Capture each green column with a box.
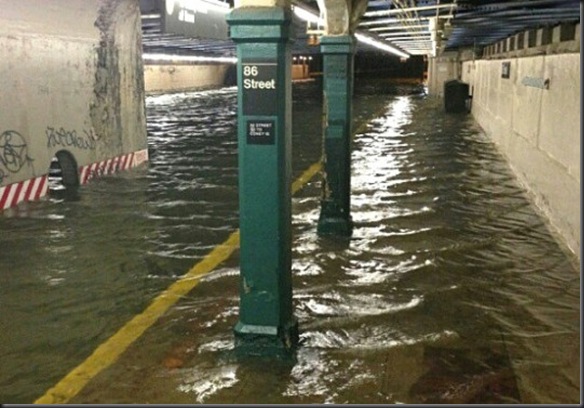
[317,35,355,237]
[227,7,298,355]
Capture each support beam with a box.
[318,0,369,35]
[226,4,298,355]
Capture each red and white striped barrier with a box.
[1,149,148,211]
[0,175,48,211]
[79,149,148,185]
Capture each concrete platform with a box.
[34,94,580,405]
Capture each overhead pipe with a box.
[368,24,428,32]
[378,31,430,36]
[455,8,580,20]
[364,3,456,18]
[453,14,580,26]
[456,0,580,12]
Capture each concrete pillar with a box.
[427,52,461,97]
[227,2,298,354]
[317,35,355,236]
[318,0,369,35]
[315,0,366,237]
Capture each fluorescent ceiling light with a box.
[165,0,229,15]
[355,33,409,58]
[388,37,430,40]
[359,15,451,26]
[202,0,230,13]
[379,31,430,37]
[149,4,412,60]
[359,18,400,26]
[292,5,409,58]
[392,40,432,43]
[292,5,323,24]
[393,43,431,46]
[143,53,237,64]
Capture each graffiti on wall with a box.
[0,130,34,184]
[46,126,101,151]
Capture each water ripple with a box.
[0,82,579,404]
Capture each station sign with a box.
[242,60,278,117]
[501,61,510,79]
[162,0,229,40]
[247,120,275,145]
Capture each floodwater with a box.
[0,80,580,404]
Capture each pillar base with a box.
[234,319,299,357]
[317,214,353,236]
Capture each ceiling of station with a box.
[140,0,581,59]
[358,0,581,55]
[140,1,324,59]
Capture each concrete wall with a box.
[461,51,580,256]
[292,63,310,80]
[0,0,147,190]
[427,51,460,97]
[143,62,314,94]
[144,64,231,94]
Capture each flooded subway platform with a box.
[0,81,579,404]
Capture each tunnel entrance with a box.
[48,150,79,197]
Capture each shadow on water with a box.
[0,80,579,404]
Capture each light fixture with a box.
[292,5,409,59]
[167,0,230,15]
[355,33,409,58]
[292,5,322,24]
[142,53,237,64]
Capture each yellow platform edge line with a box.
[34,168,318,404]
[34,109,378,404]
[34,230,241,404]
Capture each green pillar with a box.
[317,35,355,237]
[227,7,298,354]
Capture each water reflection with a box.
[72,81,579,404]
[0,81,579,404]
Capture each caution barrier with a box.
[0,149,148,211]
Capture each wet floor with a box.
[0,80,580,404]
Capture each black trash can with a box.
[444,79,470,113]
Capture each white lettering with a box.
[243,65,258,76]
[243,78,276,90]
